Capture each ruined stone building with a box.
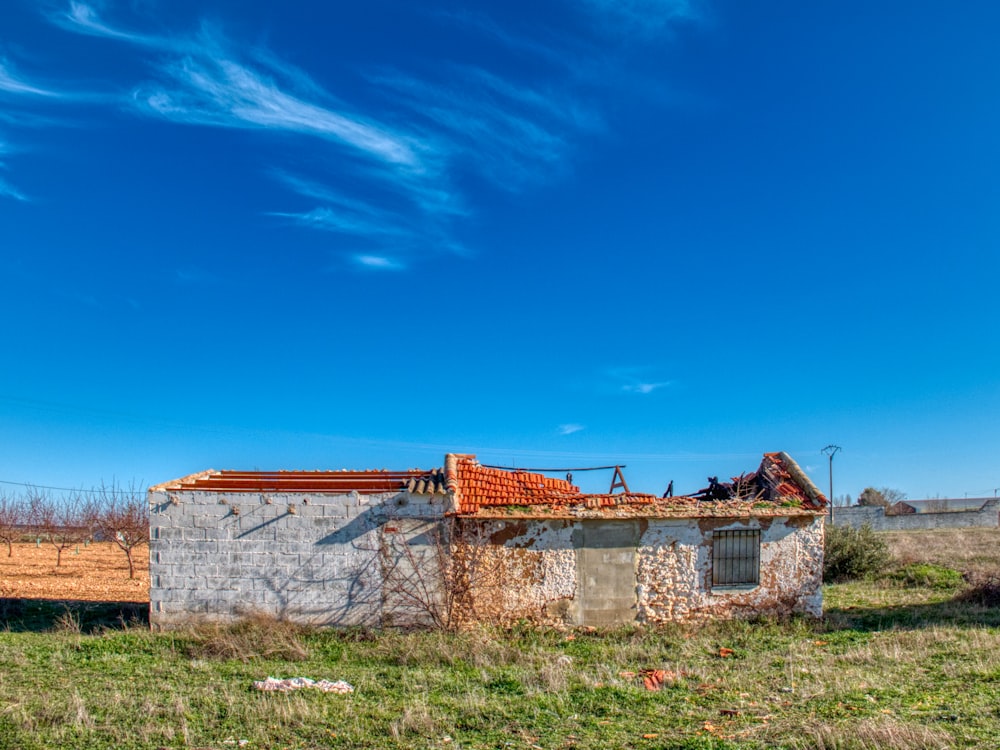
[148,452,827,629]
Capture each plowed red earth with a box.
[0,542,149,602]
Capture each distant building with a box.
[148,452,828,629]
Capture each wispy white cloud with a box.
[269,207,411,240]
[271,171,369,209]
[0,175,27,201]
[269,168,469,259]
[623,382,669,395]
[435,10,592,74]
[57,5,425,170]
[609,367,672,395]
[270,170,427,232]
[372,64,598,189]
[558,423,586,435]
[0,58,55,202]
[353,254,405,271]
[137,56,423,169]
[51,4,476,264]
[39,1,694,269]
[579,0,701,35]
[57,1,157,44]
[357,159,467,222]
[48,4,471,264]
[0,60,60,98]
[0,138,26,200]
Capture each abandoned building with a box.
[147,452,828,629]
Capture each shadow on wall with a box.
[238,509,385,627]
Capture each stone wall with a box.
[830,499,1000,532]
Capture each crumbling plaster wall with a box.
[452,519,577,627]
[455,515,824,627]
[148,487,447,629]
[635,515,824,622]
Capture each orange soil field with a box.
[0,542,149,602]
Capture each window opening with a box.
[712,529,760,587]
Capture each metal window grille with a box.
[712,530,760,587]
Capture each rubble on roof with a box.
[426,452,827,518]
[688,452,826,510]
[152,451,826,519]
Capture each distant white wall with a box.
[831,499,999,531]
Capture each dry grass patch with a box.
[884,528,1000,578]
[773,717,954,750]
[182,614,310,662]
[956,572,1000,607]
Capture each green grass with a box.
[1,607,997,749]
[888,563,965,590]
[1,532,999,749]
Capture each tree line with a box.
[0,484,149,579]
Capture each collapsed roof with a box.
[431,451,826,517]
[152,452,826,518]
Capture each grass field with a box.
[0,530,998,749]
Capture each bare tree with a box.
[92,482,149,579]
[27,489,93,567]
[0,491,25,557]
[379,517,458,629]
[379,516,527,630]
[858,487,906,508]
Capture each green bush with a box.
[890,563,964,590]
[823,524,890,582]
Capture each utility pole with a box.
[821,445,841,524]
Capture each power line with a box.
[0,479,143,495]
[482,464,623,473]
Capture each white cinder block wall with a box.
[148,487,448,628]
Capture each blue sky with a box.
[2,0,998,502]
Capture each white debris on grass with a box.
[253,677,354,694]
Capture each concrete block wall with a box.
[149,488,447,628]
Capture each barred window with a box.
[712,530,760,587]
